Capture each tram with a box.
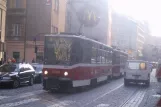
[112,50,128,77]
[42,34,128,91]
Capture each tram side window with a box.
[82,40,92,63]
[96,49,106,64]
[116,57,120,64]
[96,49,102,64]
[102,51,106,64]
[113,53,120,64]
[91,47,97,64]
[110,52,112,64]
[70,39,83,64]
[105,52,108,64]
[105,52,112,64]
[120,55,123,64]
[44,40,56,65]
[120,55,124,68]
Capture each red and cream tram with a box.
[42,34,128,91]
[112,50,128,77]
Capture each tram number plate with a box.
[52,71,60,74]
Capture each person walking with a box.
[11,58,16,63]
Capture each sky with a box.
[110,0,161,36]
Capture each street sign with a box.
[77,5,100,27]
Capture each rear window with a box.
[128,62,146,70]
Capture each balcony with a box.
[6,36,25,41]
[7,8,26,17]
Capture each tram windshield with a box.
[44,36,83,65]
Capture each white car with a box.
[124,60,150,86]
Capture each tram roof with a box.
[45,34,113,50]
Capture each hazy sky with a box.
[110,0,161,36]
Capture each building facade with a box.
[111,13,146,59]
[65,0,112,45]
[6,0,66,63]
[0,0,6,61]
[143,36,161,61]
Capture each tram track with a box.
[119,87,147,107]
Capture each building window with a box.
[13,52,20,62]
[15,0,22,8]
[12,24,22,36]
[54,0,59,13]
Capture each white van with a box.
[124,60,150,86]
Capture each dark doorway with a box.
[13,52,20,62]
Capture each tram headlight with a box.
[64,71,68,76]
[44,70,48,75]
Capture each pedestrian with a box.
[7,58,12,64]
[11,58,16,63]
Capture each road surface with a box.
[0,69,160,107]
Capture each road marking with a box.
[152,94,161,98]
[48,100,76,107]
[0,96,9,100]
[0,98,39,107]
[95,104,110,107]
[83,84,123,107]
[121,89,147,107]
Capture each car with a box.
[124,60,150,86]
[31,63,43,83]
[0,63,35,88]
